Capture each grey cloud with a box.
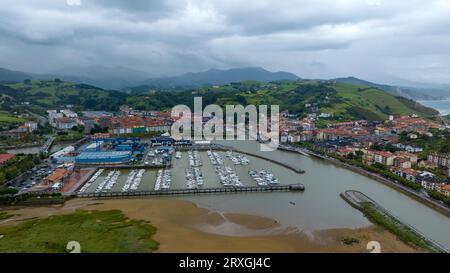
[0,0,450,83]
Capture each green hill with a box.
[321,83,438,120]
[127,80,438,121]
[0,80,127,114]
[0,79,438,122]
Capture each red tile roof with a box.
[0,154,15,165]
[43,168,68,184]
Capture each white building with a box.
[61,109,78,118]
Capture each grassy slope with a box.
[3,80,127,113]
[190,81,439,121]
[321,83,438,120]
[1,79,438,122]
[0,210,159,253]
[0,112,26,123]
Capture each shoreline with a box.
[0,198,419,253]
[279,145,450,218]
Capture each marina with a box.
[95,170,120,193]
[215,166,243,187]
[186,167,204,189]
[103,170,121,191]
[78,168,104,194]
[129,169,145,191]
[248,170,280,186]
[154,169,172,191]
[188,150,202,167]
[226,151,250,165]
[76,149,295,194]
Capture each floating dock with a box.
[76,183,305,198]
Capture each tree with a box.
[355,150,364,158]
[372,162,386,170]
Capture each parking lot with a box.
[8,159,58,192]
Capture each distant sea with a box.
[418,99,450,116]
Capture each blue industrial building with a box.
[75,151,132,164]
[74,137,146,164]
[151,136,175,146]
[156,146,173,154]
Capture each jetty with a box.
[212,144,306,174]
[341,190,448,253]
[76,183,305,198]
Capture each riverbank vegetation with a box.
[0,192,64,206]
[0,212,13,220]
[426,190,450,206]
[0,209,159,253]
[361,202,437,252]
[334,155,422,191]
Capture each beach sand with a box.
[1,198,420,253]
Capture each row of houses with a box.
[101,116,172,135]
[427,153,450,167]
[391,168,450,196]
[361,150,418,167]
[377,115,438,134]
[0,121,38,139]
[47,108,173,135]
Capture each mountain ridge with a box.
[1,66,450,100]
[134,67,300,90]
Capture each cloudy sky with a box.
[1,0,450,84]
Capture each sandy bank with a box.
[1,198,420,253]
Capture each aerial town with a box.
[0,105,448,205]
[279,111,450,198]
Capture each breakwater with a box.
[341,190,448,253]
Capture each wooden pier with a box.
[76,183,304,198]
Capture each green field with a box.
[0,210,159,253]
[0,112,26,123]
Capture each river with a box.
[6,143,70,155]
[176,140,450,249]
